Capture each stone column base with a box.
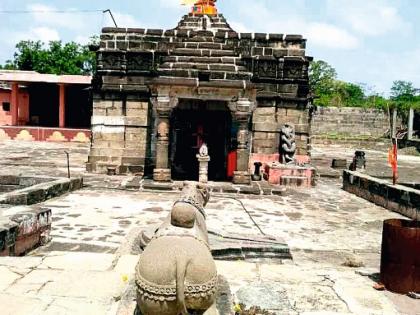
[153,168,171,182]
[233,171,251,185]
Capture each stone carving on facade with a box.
[135,182,217,315]
[280,124,297,164]
[255,58,278,79]
[98,52,125,71]
[126,52,154,73]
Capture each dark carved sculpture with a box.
[280,124,297,164]
[135,182,217,315]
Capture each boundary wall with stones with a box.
[312,107,394,142]
[0,176,83,205]
[343,170,420,220]
[0,208,52,256]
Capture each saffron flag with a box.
[388,143,398,176]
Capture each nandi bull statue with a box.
[280,123,297,164]
[135,182,217,315]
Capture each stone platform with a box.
[0,175,83,206]
[123,178,287,196]
[209,230,291,261]
[264,163,316,188]
[0,207,51,256]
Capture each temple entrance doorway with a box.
[170,100,235,181]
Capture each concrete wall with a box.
[312,107,392,139]
[0,88,30,126]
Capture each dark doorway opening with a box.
[28,83,59,127]
[65,85,92,128]
[170,100,233,181]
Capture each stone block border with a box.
[343,170,420,220]
[126,179,286,196]
[0,208,51,256]
[0,177,83,205]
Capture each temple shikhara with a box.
[87,0,313,185]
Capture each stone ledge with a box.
[0,177,83,206]
[0,207,51,256]
[133,179,286,196]
[343,170,420,220]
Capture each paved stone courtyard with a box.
[0,140,419,314]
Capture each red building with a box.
[0,70,92,142]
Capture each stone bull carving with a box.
[135,182,217,315]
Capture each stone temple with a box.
[87,0,313,185]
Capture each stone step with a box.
[172,48,237,57]
[160,62,248,73]
[172,42,236,51]
[157,68,252,80]
[163,56,245,66]
[279,176,312,187]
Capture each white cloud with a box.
[27,3,88,31]
[103,12,142,28]
[229,21,249,33]
[326,0,409,36]
[306,23,359,50]
[31,27,60,42]
[159,0,190,10]
[229,0,359,50]
[11,27,60,44]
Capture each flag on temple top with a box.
[181,0,197,5]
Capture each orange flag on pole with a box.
[388,142,398,184]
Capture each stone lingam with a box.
[135,182,217,315]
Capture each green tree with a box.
[309,60,337,97]
[3,39,95,75]
[310,60,367,107]
[389,80,420,113]
[390,80,416,100]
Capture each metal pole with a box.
[64,151,70,178]
[103,9,118,28]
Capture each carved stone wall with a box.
[252,105,310,156]
[87,94,152,174]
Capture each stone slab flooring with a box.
[0,140,419,314]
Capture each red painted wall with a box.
[0,88,30,126]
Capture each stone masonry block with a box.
[125,127,147,143]
[127,101,149,110]
[253,122,278,132]
[125,116,148,127]
[93,131,125,143]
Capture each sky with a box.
[0,0,419,95]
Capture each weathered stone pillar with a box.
[231,98,254,185]
[408,108,414,140]
[153,96,175,182]
[197,154,210,183]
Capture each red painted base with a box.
[264,163,315,188]
[0,126,90,142]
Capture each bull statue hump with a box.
[135,182,217,315]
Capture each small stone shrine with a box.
[87,0,313,185]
